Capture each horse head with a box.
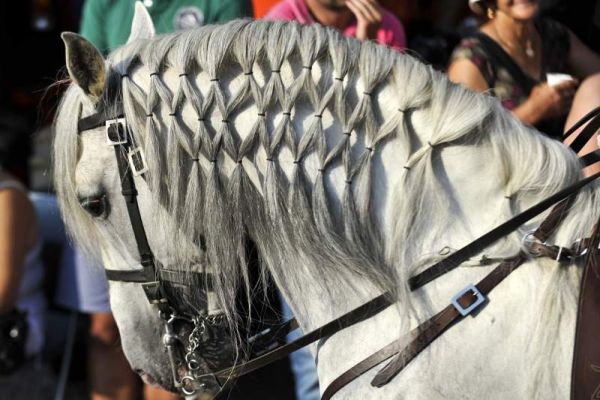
[56,5,241,394]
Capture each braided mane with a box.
[55,19,591,348]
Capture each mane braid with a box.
[55,20,596,369]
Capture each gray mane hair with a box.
[54,19,595,356]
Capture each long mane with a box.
[54,19,596,348]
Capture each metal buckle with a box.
[128,147,149,176]
[521,229,542,257]
[105,118,127,145]
[451,284,486,317]
[571,238,589,258]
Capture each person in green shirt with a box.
[75,2,253,399]
[80,0,253,53]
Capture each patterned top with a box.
[450,18,570,138]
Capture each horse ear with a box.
[61,32,106,100]
[128,2,155,43]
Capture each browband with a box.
[78,110,124,133]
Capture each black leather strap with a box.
[580,150,600,168]
[105,268,214,289]
[566,109,600,154]
[202,293,393,385]
[78,111,124,132]
[109,124,171,310]
[563,106,600,142]
[408,171,600,291]
[105,268,154,283]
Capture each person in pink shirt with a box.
[265,0,406,51]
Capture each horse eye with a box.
[79,194,109,219]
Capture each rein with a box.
[76,102,600,398]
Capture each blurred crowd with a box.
[1,0,599,399]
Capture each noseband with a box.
[76,95,600,399]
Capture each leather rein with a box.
[76,102,600,398]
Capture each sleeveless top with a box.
[450,18,571,139]
[0,180,45,357]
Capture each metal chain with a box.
[185,315,206,372]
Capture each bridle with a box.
[76,96,600,399]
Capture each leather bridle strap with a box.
[322,194,573,399]
[199,292,393,385]
[563,107,600,168]
[322,253,526,399]
[407,110,600,290]
[77,110,117,132]
[563,106,600,145]
[408,171,600,291]
[579,150,600,168]
[105,268,213,289]
[571,221,600,399]
[106,122,170,311]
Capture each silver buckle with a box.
[451,284,486,316]
[105,118,128,145]
[521,229,543,257]
[128,148,149,176]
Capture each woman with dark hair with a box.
[448,0,600,139]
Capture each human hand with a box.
[346,0,383,41]
[527,80,578,121]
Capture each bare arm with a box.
[0,189,37,313]
[567,30,600,79]
[447,58,490,92]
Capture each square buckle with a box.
[451,284,486,316]
[128,147,148,176]
[105,118,128,145]
[141,281,168,305]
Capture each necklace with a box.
[493,22,536,59]
[524,40,535,58]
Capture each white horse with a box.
[54,6,596,399]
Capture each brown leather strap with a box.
[371,254,525,387]
[322,199,574,399]
[407,172,598,291]
[200,293,393,386]
[321,254,526,400]
[571,222,600,400]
